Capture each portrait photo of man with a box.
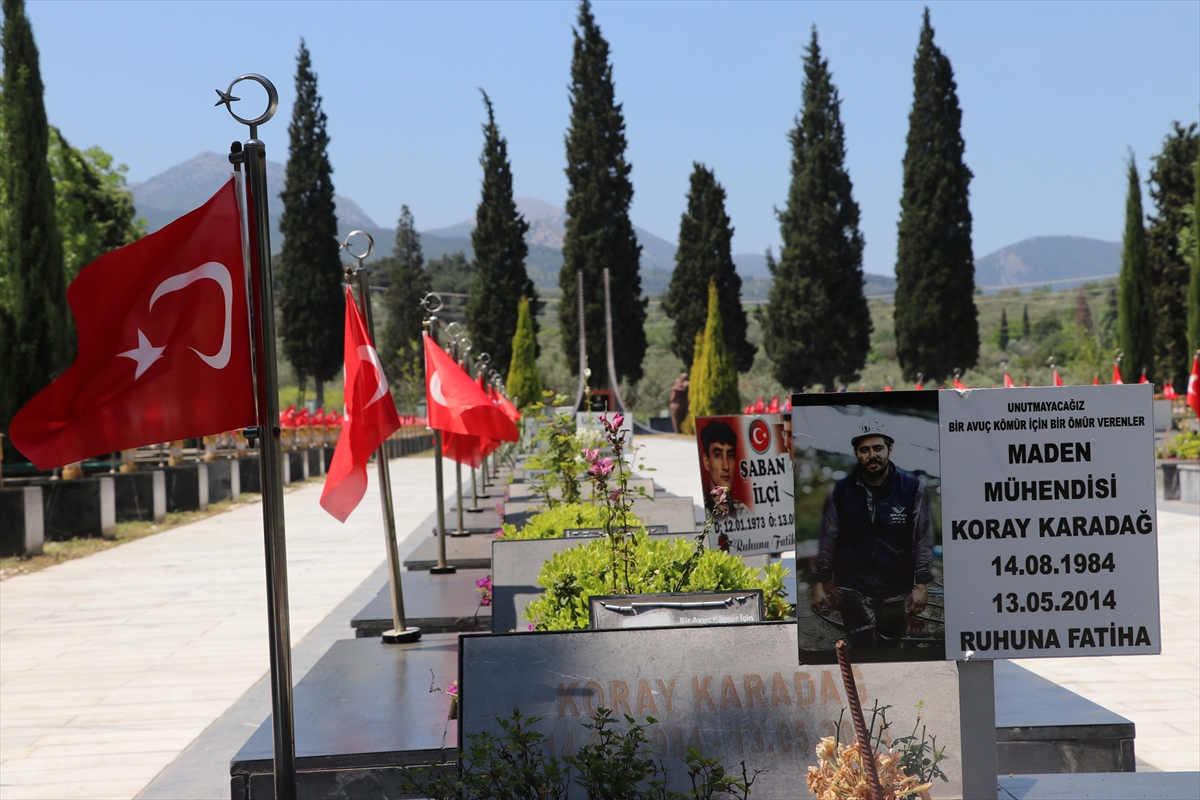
[811,419,934,649]
[791,393,944,662]
[699,419,749,518]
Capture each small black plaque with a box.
[588,590,763,629]
[563,524,669,538]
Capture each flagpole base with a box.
[382,627,422,644]
[429,566,457,575]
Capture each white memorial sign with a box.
[939,385,1160,660]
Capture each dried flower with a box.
[806,736,933,800]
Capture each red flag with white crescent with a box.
[320,288,401,522]
[9,180,255,469]
[423,335,517,442]
[1112,363,1124,385]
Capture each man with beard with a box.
[811,419,933,649]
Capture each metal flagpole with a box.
[217,73,296,800]
[341,231,420,644]
[422,295,455,575]
[447,327,469,536]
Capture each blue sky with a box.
[23,0,1200,276]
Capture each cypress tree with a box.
[893,8,979,383]
[278,40,343,408]
[559,0,647,385]
[379,205,430,387]
[683,329,706,435]
[998,308,1009,351]
[662,163,754,372]
[1022,304,1031,339]
[762,28,871,391]
[1118,157,1154,383]
[2,0,71,460]
[1074,289,1094,334]
[1147,122,1198,389]
[506,296,542,409]
[466,91,537,379]
[1187,156,1199,357]
[694,279,740,417]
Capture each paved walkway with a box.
[638,435,1200,773]
[0,455,451,800]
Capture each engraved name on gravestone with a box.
[459,624,980,798]
[940,385,1161,660]
[588,590,763,629]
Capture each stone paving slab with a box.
[0,457,451,800]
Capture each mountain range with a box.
[129,153,1117,298]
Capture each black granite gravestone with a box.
[205,460,238,504]
[113,471,165,522]
[459,623,994,799]
[1,485,44,556]
[41,477,115,540]
[229,636,457,800]
[163,465,207,512]
[306,448,323,477]
[351,568,492,636]
[238,455,260,494]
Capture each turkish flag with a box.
[489,385,521,424]
[1112,364,1124,385]
[1187,355,1200,416]
[320,289,401,522]
[1138,368,1149,384]
[10,180,255,469]
[442,431,498,468]
[424,334,517,442]
[1053,369,1063,387]
[953,376,968,390]
[1004,373,1015,388]
[1093,375,1100,386]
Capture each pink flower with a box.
[582,447,600,464]
[589,457,614,477]
[445,680,458,696]
[608,488,624,503]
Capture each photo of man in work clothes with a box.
[811,419,934,648]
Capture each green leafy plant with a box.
[400,708,755,800]
[525,533,790,630]
[497,503,644,541]
[527,405,584,507]
[1159,430,1200,460]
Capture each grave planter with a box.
[164,464,208,512]
[283,450,307,484]
[306,448,324,477]
[239,455,261,494]
[206,459,240,504]
[113,470,166,522]
[41,476,115,540]
[1,485,45,556]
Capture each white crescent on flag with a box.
[149,261,233,370]
[429,372,447,407]
[356,345,388,408]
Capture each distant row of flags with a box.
[741,355,1200,417]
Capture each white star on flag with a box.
[118,329,165,379]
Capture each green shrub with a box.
[1160,430,1200,460]
[498,503,644,541]
[525,533,791,630]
